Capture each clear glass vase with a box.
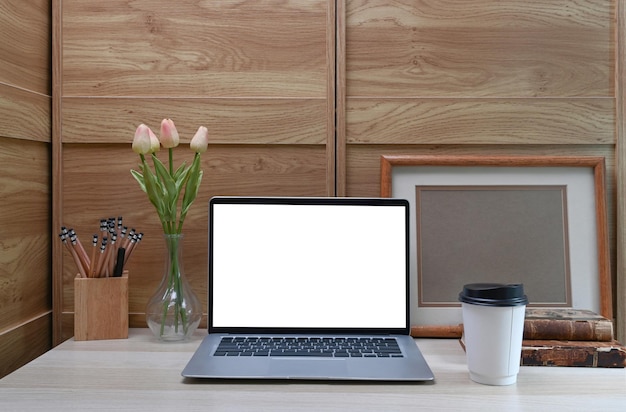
[146,234,202,341]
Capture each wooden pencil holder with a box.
[74,271,129,341]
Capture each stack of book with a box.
[521,308,626,368]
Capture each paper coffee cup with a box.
[459,283,528,386]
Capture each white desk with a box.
[1,329,624,411]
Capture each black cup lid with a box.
[458,283,528,307]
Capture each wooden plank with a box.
[62,0,329,97]
[0,84,50,142]
[61,98,328,144]
[616,0,626,344]
[52,0,64,345]
[336,0,347,195]
[0,138,51,330]
[0,313,52,378]
[346,99,614,145]
[0,0,50,94]
[346,0,612,97]
[325,0,337,196]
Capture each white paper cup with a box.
[459,283,528,386]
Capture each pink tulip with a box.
[132,124,152,155]
[160,118,180,148]
[148,128,160,153]
[190,126,209,153]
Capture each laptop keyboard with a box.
[213,336,403,358]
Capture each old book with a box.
[521,339,626,368]
[523,308,613,341]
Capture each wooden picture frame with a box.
[380,155,612,338]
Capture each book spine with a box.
[521,341,626,368]
[523,319,613,341]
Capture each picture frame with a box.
[380,155,612,337]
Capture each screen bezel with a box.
[207,196,410,335]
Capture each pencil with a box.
[60,232,87,278]
[117,216,123,239]
[107,233,118,276]
[95,237,108,277]
[69,229,90,275]
[124,228,136,250]
[124,232,143,265]
[89,234,98,278]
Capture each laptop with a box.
[182,196,435,382]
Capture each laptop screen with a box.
[209,197,409,334]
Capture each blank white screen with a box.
[211,202,407,329]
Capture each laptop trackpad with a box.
[270,358,348,379]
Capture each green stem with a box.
[168,148,174,176]
[159,234,188,336]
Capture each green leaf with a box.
[174,163,192,194]
[181,155,202,216]
[141,159,166,218]
[151,154,179,223]
[173,162,188,180]
[130,169,147,193]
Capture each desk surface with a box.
[1,329,625,411]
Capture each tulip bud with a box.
[190,126,209,153]
[148,128,160,153]
[132,124,152,155]
[160,118,180,148]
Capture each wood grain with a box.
[0,84,51,142]
[52,0,63,344]
[2,330,626,409]
[56,0,337,338]
[346,99,614,145]
[74,275,129,341]
[0,313,51,379]
[616,0,626,344]
[346,0,612,97]
[0,0,50,94]
[49,1,621,341]
[0,0,52,374]
[0,138,51,331]
[339,0,618,331]
[62,0,329,98]
[61,98,328,144]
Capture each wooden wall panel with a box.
[51,1,621,340]
[341,0,616,186]
[61,98,327,144]
[0,0,52,377]
[340,0,618,327]
[346,99,614,144]
[346,0,612,98]
[0,314,52,378]
[616,0,626,344]
[61,0,328,97]
[57,0,335,339]
[342,0,616,210]
[0,138,51,329]
[0,138,51,377]
[0,84,50,142]
[0,0,50,94]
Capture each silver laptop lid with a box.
[208,197,410,335]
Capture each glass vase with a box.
[146,234,202,341]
